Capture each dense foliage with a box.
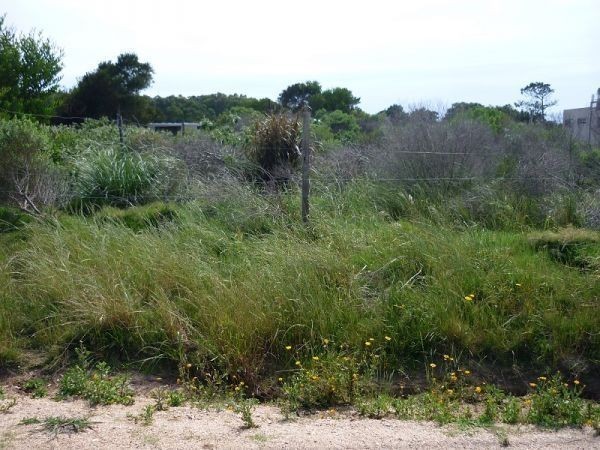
[0,15,63,118]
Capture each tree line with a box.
[1,15,557,126]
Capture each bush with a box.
[245,113,301,182]
[0,118,65,209]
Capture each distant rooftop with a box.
[148,122,200,135]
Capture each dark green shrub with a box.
[0,206,31,232]
[245,114,301,182]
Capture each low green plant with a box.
[19,417,41,425]
[526,374,586,427]
[58,345,134,406]
[281,353,364,412]
[128,405,155,426]
[234,398,259,428]
[167,390,185,407]
[40,416,92,435]
[22,378,47,398]
[149,387,184,410]
[356,394,394,419]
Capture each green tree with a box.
[0,15,63,118]
[515,82,557,122]
[64,53,153,120]
[315,87,360,114]
[384,104,408,123]
[278,81,322,111]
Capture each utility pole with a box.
[301,105,311,224]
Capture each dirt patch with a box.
[0,390,598,449]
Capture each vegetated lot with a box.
[1,112,600,446]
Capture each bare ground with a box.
[1,393,598,450]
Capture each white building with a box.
[563,89,600,147]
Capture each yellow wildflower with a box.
[369,337,375,341]
[574,380,580,385]
[385,336,392,341]
[464,370,471,375]
[365,341,372,346]
[443,354,450,360]
[464,296,473,301]
[186,363,192,368]
[312,356,319,361]
[278,377,283,382]
[323,339,329,345]
[450,375,458,382]
[295,360,301,366]
[537,376,547,381]
[447,389,454,394]
[475,386,482,393]
[285,345,292,351]
[430,363,437,368]
[529,382,537,388]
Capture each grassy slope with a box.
[0,183,599,391]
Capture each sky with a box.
[3,0,599,114]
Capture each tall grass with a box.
[2,180,598,389]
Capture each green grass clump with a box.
[71,146,183,209]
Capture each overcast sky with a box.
[4,0,599,114]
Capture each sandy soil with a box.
[0,390,598,449]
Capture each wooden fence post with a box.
[116,108,124,145]
[301,106,311,223]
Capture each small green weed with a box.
[19,417,41,425]
[149,387,184,410]
[22,378,47,398]
[128,405,155,426]
[234,398,259,429]
[41,416,92,436]
[167,390,185,407]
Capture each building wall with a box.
[564,107,600,146]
